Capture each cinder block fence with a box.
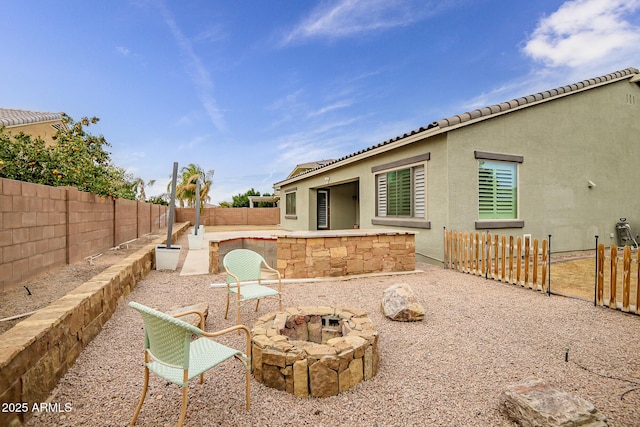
[0,177,169,292]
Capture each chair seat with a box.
[147,338,242,386]
[230,283,280,301]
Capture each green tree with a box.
[146,194,169,205]
[170,163,214,208]
[0,114,137,200]
[232,188,260,207]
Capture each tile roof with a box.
[0,108,63,127]
[277,67,639,184]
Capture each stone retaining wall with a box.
[0,223,189,427]
[251,306,379,398]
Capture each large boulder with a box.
[499,377,608,427]
[380,283,425,321]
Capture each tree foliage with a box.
[231,188,274,207]
[0,114,137,199]
[170,163,214,208]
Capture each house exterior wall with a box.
[444,79,640,253]
[280,78,640,263]
[280,137,447,261]
[4,121,62,146]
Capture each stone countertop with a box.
[279,228,417,239]
[206,228,417,243]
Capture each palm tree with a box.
[171,164,214,208]
[132,178,156,201]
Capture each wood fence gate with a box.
[596,244,640,314]
[444,229,550,293]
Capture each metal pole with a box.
[547,234,552,296]
[594,235,599,306]
[194,180,201,235]
[443,226,447,269]
[166,162,178,248]
[485,230,489,280]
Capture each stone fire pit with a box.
[251,306,379,398]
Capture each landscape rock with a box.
[380,283,425,321]
[499,377,608,427]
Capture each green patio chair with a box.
[128,301,251,427]
[223,249,283,326]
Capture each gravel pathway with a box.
[24,237,640,427]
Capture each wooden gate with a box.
[444,229,550,293]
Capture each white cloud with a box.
[280,0,441,45]
[454,0,640,116]
[307,100,353,118]
[524,0,640,68]
[157,1,226,131]
[177,134,210,151]
[115,46,130,56]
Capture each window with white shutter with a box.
[478,160,517,219]
[375,165,425,219]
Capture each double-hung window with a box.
[475,151,524,229]
[372,153,430,228]
[285,188,297,219]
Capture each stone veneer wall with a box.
[209,231,415,277]
[277,232,415,278]
[251,306,379,398]
[208,238,278,274]
[0,223,189,427]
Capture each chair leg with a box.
[245,367,251,410]
[177,386,188,427]
[129,366,149,426]
[254,299,260,312]
[224,293,230,319]
[278,295,283,312]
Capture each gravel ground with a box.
[23,234,640,427]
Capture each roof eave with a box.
[273,125,445,187]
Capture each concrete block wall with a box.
[114,198,138,246]
[67,189,114,264]
[0,223,189,427]
[175,207,279,226]
[1,179,68,290]
[0,178,169,292]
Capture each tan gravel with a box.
[20,233,640,427]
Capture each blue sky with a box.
[1,0,639,204]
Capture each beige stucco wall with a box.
[4,121,62,146]
[279,78,640,263]
[445,79,640,252]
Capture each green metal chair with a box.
[128,301,251,427]
[223,249,283,326]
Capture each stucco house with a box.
[273,67,640,264]
[0,107,66,146]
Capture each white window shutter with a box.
[414,166,425,218]
[377,174,387,217]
